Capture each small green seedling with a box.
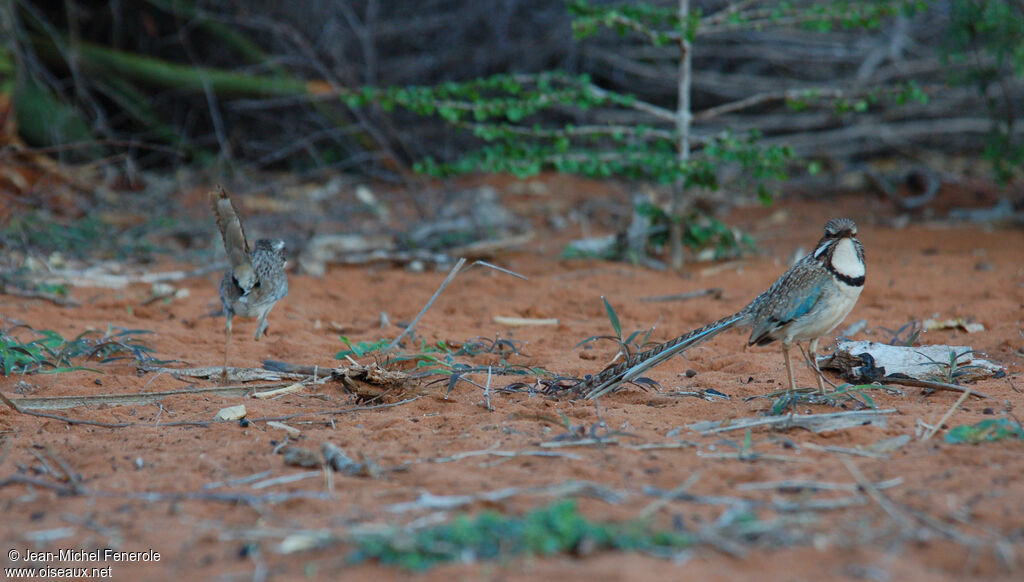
[576,296,655,362]
[946,418,1024,445]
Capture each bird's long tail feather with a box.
[584,311,748,399]
[211,187,256,291]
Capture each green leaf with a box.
[601,296,622,339]
[945,418,1024,444]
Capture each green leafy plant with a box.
[349,0,932,267]
[0,325,163,376]
[349,499,693,570]
[576,296,655,362]
[917,349,984,384]
[335,336,393,359]
[942,0,1024,181]
[634,204,756,260]
[945,418,1024,444]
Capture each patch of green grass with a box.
[335,336,393,359]
[335,336,463,359]
[946,418,1024,444]
[0,325,165,376]
[34,282,69,297]
[349,499,693,571]
[334,336,458,372]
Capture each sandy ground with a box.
[2,176,1023,581]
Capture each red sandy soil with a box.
[2,175,1023,581]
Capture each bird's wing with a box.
[211,187,256,291]
[747,262,825,345]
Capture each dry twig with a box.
[922,386,972,442]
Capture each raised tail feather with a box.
[211,187,256,291]
[583,311,748,400]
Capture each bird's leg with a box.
[254,305,275,340]
[222,314,233,384]
[808,338,826,395]
[781,341,797,414]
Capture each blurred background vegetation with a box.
[2,0,1020,173]
[0,0,1021,266]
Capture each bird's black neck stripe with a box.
[826,263,865,287]
[815,236,865,287]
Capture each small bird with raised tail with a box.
[585,218,865,400]
[211,187,289,381]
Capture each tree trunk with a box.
[669,0,693,271]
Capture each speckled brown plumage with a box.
[211,187,288,380]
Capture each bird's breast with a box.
[787,278,862,342]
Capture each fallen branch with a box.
[540,438,619,448]
[881,376,988,400]
[202,470,274,490]
[0,283,81,306]
[698,451,810,463]
[4,383,292,411]
[386,480,627,513]
[689,409,898,435]
[250,471,322,490]
[145,365,307,383]
[637,288,723,302]
[839,457,916,533]
[801,442,891,459]
[639,472,701,520]
[492,316,559,326]
[0,473,331,504]
[29,263,227,290]
[248,396,424,424]
[736,477,903,493]
[427,448,584,463]
[642,485,867,513]
[922,386,972,442]
[0,474,80,495]
[106,490,333,504]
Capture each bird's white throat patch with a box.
[830,238,864,280]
